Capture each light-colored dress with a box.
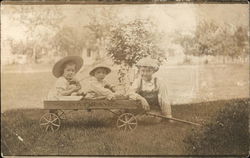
[129,76,172,117]
[85,77,115,100]
[47,77,71,100]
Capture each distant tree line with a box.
[174,21,249,64]
[6,5,248,66]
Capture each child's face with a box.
[139,67,155,81]
[63,64,76,80]
[93,68,107,81]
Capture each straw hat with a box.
[136,57,159,72]
[52,56,83,78]
[89,64,111,76]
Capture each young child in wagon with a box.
[128,57,173,121]
[84,64,120,100]
[47,56,83,100]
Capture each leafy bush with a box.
[184,99,249,155]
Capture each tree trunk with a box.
[32,46,37,64]
[223,56,226,64]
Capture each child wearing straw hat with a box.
[47,56,83,100]
[85,64,119,100]
[128,57,173,119]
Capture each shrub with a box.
[184,99,249,155]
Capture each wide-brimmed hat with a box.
[136,57,159,72]
[52,56,83,78]
[89,64,111,76]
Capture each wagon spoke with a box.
[43,116,51,122]
[58,113,64,118]
[45,125,50,132]
[57,110,66,120]
[117,113,137,131]
[129,123,136,129]
[49,113,52,121]
[117,121,126,127]
[40,113,61,132]
[127,122,137,125]
[124,124,128,131]
[50,122,60,127]
[127,117,135,123]
[40,122,50,126]
[117,118,127,123]
[50,118,59,123]
[128,124,133,130]
[117,123,126,128]
[124,115,128,122]
[50,125,54,132]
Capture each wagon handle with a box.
[146,112,202,126]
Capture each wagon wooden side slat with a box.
[43,99,141,110]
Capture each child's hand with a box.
[69,85,81,92]
[70,77,80,85]
[114,92,122,97]
[77,89,85,96]
[140,98,150,111]
[75,85,81,91]
[68,84,76,90]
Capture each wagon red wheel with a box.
[116,113,137,131]
[40,113,61,132]
[57,110,66,120]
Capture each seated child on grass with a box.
[47,56,83,100]
[85,65,119,100]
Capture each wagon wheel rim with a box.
[40,113,61,132]
[117,113,137,131]
[57,110,66,120]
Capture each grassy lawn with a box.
[1,63,249,155]
[2,99,248,156]
[1,72,55,111]
[1,63,53,72]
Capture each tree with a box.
[52,26,85,57]
[106,19,166,84]
[82,6,120,61]
[175,20,249,64]
[9,5,64,63]
[233,26,249,61]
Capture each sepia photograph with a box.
[1,0,249,156]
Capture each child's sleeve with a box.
[55,78,68,96]
[89,81,115,99]
[128,78,141,100]
[104,81,115,92]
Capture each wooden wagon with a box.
[40,98,144,132]
[40,98,201,132]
